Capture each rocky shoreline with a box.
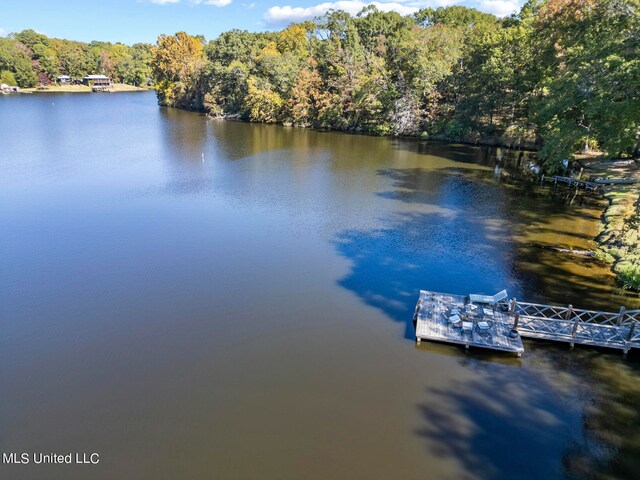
[585,159,640,291]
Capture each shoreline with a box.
[22,84,152,94]
[204,112,540,153]
[580,157,640,291]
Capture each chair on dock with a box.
[468,289,508,305]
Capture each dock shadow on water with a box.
[417,360,573,480]
[415,346,640,480]
[333,154,640,479]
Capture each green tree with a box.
[415,5,499,30]
[355,6,414,49]
[1,70,18,85]
[54,40,92,78]
[245,75,284,123]
[14,29,50,51]
[533,0,640,167]
[0,38,37,87]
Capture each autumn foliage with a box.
[149,1,640,169]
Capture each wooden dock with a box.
[543,175,638,190]
[414,290,640,356]
[414,291,524,356]
[547,176,601,191]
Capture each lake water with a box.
[1,91,639,480]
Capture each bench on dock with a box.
[468,289,508,305]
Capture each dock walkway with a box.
[546,176,601,191]
[414,290,640,356]
[513,301,640,353]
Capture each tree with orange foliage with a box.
[151,32,204,107]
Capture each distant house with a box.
[82,74,112,90]
[56,75,72,84]
[1,83,20,94]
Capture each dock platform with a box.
[414,290,524,356]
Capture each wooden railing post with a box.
[617,306,626,326]
[509,312,521,338]
[571,316,580,338]
[565,304,574,321]
[626,322,636,342]
[509,298,517,314]
[568,311,580,350]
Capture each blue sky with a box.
[0,0,525,45]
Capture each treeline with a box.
[0,29,153,88]
[151,0,640,169]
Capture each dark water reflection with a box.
[1,92,639,480]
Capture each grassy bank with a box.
[23,83,150,93]
[584,158,640,291]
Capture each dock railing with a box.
[510,299,640,353]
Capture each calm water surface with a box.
[1,92,639,480]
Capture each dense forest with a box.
[150,0,640,170]
[2,1,638,169]
[0,29,153,87]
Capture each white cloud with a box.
[145,0,233,5]
[0,27,5,37]
[191,0,233,5]
[406,0,459,6]
[265,1,422,24]
[479,0,520,17]
[264,1,524,24]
